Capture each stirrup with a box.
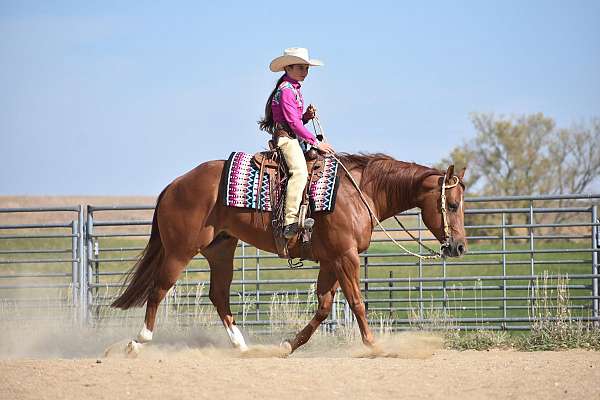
[303,218,315,229]
[283,223,299,239]
[288,258,303,269]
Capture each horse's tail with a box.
[111,185,169,309]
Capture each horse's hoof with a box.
[279,340,293,356]
[125,340,143,358]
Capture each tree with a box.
[440,113,600,238]
[440,113,600,196]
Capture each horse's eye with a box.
[448,203,459,212]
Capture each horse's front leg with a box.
[285,265,338,353]
[334,249,375,346]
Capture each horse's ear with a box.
[445,165,455,180]
[458,166,466,180]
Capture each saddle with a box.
[222,141,339,265]
[251,141,323,262]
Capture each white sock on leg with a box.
[226,324,248,351]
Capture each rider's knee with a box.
[298,169,309,181]
[288,163,308,179]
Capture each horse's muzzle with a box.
[442,238,467,258]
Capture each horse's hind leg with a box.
[127,253,191,355]
[201,232,248,351]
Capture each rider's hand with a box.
[303,104,316,122]
[315,142,335,155]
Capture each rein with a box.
[312,114,459,260]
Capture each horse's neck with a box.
[377,188,417,221]
[362,170,419,221]
[340,155,435,221]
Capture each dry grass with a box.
[443,273,600,351]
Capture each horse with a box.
[111,152,467,355]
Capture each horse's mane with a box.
[335,153,443,208]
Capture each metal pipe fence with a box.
[0,194,599,332]
[0,206,85,323]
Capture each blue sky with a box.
[1,0,599,195]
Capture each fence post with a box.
[256,248,260,322]
[71,220,79,310]
[529,200,535,275]
[527,200,536,327]
[81,206,92,324]
[442,257,447,319]
[77,205,89,325]
[364,254,369,312]
[418,212,424,319]
[344,297,351,327]
[331,288,338,331]
[501,212,507,327]
[241,241,246,327]
[389,270,393,319]
[592,205,598,325]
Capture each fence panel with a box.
[0,206,84,324]
[84,194,600,331]
[1,195,598,331]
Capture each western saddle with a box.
[251,139,324,265]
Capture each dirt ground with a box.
[0,325,599,400]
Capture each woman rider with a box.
[258,47,335,239]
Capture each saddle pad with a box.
[222,151,339,212]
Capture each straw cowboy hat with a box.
[269,47,324,72]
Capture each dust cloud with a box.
[353,332,444,359]
[0,318,442,360]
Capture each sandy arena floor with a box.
[0,325,599,400]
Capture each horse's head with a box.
[418,165,467,258]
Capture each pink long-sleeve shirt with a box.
[271,75,317,145]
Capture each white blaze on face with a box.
[226,324,248,352]
[137,324,153,343]
[460,199,464,212]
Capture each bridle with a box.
[394,173,462,259]
[439,174,461,253]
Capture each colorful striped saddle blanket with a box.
[222,151,339,212]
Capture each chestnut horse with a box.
[112,153,467,355]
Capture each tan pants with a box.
[277,136,309,226]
